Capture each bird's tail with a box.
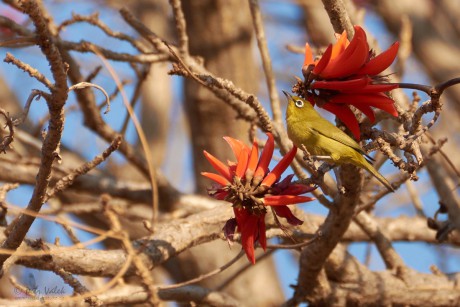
[362,160,394,192]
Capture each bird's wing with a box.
[310,118,367,155]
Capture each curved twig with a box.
[69,82,111,114]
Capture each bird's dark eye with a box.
[295,99,304,108]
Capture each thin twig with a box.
[53,267,100,306]
[353,212,406,272]
[69,82,111,114]
[14,89,49,126]
[44,238,101,306]
[248,0,282,124]
[119,8,170,54]
[57,12,147,52]
[4,52,54,89]
[120,8,273,132]
[214,249,275,291]
[9,276,38,300]
[169,0,189,55]
[44,135,122,202]
[85,65,103,83]
[59,40,171,63]
[90,45,160,228]
[58,214,82,245]
[119,67,150,135]
[164,42,208,87]
[159,250,245,290]
[267,232,320,249]
[3,203,123,242]
[103,197,158,305]
[426,133,460,182]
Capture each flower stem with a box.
[391,82,432,95]
[435,77,460,94]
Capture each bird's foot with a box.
[300,144,314,163]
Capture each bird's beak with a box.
[282,90,292,100]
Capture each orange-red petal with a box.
[331,30,348,60]
[280,183,316,195]
[273,206,303,225]
[312,44,333,76]
[258,217,267,251]
[340,83,398,94]
[353,104,376,123]
[239,211,261,264]
[224,136,249,162]
[264,195,315,206]
[320,26,369,79]
[261,146,297,187]
[330,93,398,117]
[303,43,314,66]
[235,147,250,178]
[311,77,368,91]
[203,150,233,182]
[201,172,230,186]
[366,99,398,116]
[245,140,259,181]
[357,41,400,75]
[320,28,361,77]
[253,133,275,182]
[322,103,361,140]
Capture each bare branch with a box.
[44,136,122,202]
[248,0,282,125]
[4,52,53,89]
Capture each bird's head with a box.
[283,91,314,121]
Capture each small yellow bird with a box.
[284,91,394,192]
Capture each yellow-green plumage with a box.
[284,92,393,192]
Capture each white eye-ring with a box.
[295,99,304,108]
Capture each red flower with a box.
[300,25,399,140]
[202,133,315,263]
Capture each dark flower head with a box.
[202,133,315,263]
[298,25,399,140]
